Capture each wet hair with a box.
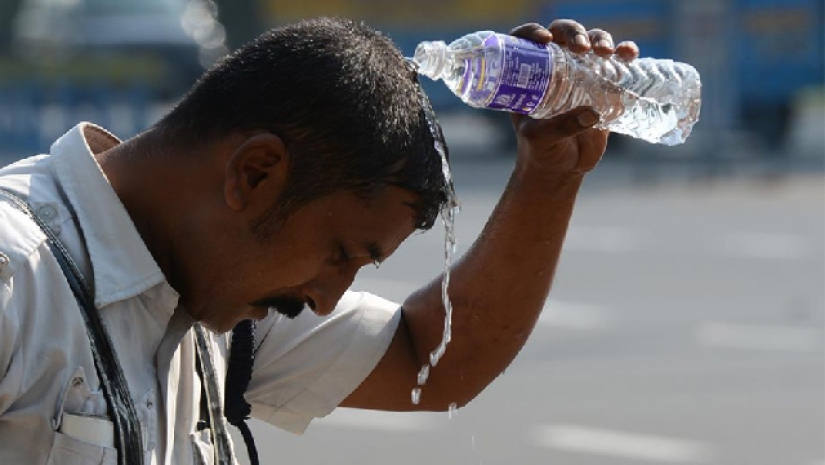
[155,17,452,238]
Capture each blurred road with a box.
[236,157,824,465]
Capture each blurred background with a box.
[0,1,822,464]
[0,0,823,162]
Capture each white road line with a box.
[538,300,612,329]
[716,232,808,260]
[316,409,442,432]
[698,322,823,352]
[530,424,714,463]
[564,226,641,253]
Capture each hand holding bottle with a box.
[508,20,639,176]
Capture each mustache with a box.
[267,296,307,319]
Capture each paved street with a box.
[236,157,824,465]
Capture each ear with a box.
[224,133,289,211]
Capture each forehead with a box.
[318,187,418,250]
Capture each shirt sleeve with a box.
[245,290,401,434]
[0,279,22,416]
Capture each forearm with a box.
[402,162,584,408]
[345,21,629,412]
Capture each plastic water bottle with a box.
[413,31,701,145]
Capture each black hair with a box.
[155,17,452,238]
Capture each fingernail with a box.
[578,109,600,127]
[574,34,589,47]
[597,39,612,49]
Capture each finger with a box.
[615,40,640,62]
[549,19,590,54]
[587,29,615,58]
[517,106,600,142]
[509,23,553,44]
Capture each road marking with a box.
[538,300,612,329]
[698,322,823,352]
[317,409,442,432]
[565,226,641,253]
[716,232,808,260]
[530,424,714,463]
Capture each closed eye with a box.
[327,243,350,267]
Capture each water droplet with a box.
[448,402,458,419]
[411,86,460,405]
[428,201,459,370]
[417,364,430,385]
[411,387,422,405]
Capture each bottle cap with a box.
[413,41,448,80]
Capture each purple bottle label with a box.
[464,35,553,114]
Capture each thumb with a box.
[514,107,600,143]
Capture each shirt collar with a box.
[50,123,174,308]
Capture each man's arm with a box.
[343,20,639,411]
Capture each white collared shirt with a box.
[0,123,401,464]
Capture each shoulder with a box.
[0,200,47,284]
[0,154,65,283]
[244,290,401,433]
[0,198,50,405]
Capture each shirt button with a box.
[38,204,57,220]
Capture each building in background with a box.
[10,0,228,96]
[264,0,824,151]
[0,0,228,157]
[1,0,823,160]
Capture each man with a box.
[0,17,638,464]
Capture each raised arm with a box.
[343,20,640,411]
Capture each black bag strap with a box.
[194,319,259,465]
[225,320,259,465]
[0,189,144,465]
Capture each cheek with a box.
[249,249,327,289]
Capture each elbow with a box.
[423,373,489,412]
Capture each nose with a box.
[304,265,359,316]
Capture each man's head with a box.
[148,17,452,331]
